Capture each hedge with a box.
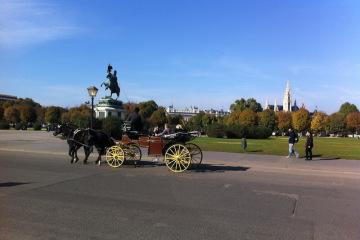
[0,121,10,130]
[206,124,272,139]
[33,122,42,131]
[206,123,226,138]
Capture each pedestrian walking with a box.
[241,137,247,152]
[286,128,299,158]
[305,131,313,160]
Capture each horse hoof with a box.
[83,161,88,165]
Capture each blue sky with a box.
[1,0,360,113]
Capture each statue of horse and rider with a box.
[101,64,120,99]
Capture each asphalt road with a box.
[0,131,360,240]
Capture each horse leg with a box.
[95,148,102,165]
[68,144,73,159]
[73,145,81,163]
[69,143,76,164]
[83,146,91,164]
[67,140,74,163]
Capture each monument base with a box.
[95,96,126,120]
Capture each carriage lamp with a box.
[87,86,98,129]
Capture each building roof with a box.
[0,94,17,101]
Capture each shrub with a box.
[0,121,10,130]
[225,124,246,139]
[102,117,123,139]
[206,123,225,138]
[33,122,42,131]
[15,122,27,130]
[246,126,272,139]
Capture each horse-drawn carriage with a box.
[53,122,203,173]
[105,124,203,173]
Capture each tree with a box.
[310,112,328,134]
[167,114,184,126]
[0,106,3,121]
[226,111,242,125]
[246,98,263,112]
[4,106,20,123]
[149,107,167,127]
[230,98,263,112]
[339,102,359,116]
[292,108,310,133]
[45,106,63,124]
[346,112,360,134]
[276,111,292,133]
[138,100,158,120]
[186,112,205,131]
[201,114,217,128]
[102,116,123,139]
[18,105,37,123]
[138,100,158,129]
[239,109,258,127]
[62,105,91,128]
[36,107,46,123]
[258,109,276,131]
[230,98,247,112]
[326,113,346,134]
[123,102,137,119]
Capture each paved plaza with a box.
[1,130,360,240]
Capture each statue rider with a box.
[102,64,120,99]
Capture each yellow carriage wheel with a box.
[124,144,142,162]
[185,143,203,168]
[164,144,191,173]
[106,146,125,168]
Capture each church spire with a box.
[264,98,269,110]
[274,99,279,112]
[283,80,292,112]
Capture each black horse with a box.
[54,124,115,165]
[81,129,115,165]
[53,123,85,163]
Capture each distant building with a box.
[264,81,299,112]
[94,97,126,120]
[0,94,17,102]
[166,105,229,121]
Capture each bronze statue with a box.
[101,64,120,99]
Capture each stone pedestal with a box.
[95,97,126,120]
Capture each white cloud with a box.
[0,0,81,48]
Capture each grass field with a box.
[191,136,360,160]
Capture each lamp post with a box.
[87,86,98,129]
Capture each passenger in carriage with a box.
[175,124,183,133]
[155,123,170,137]
[127,107,143,132]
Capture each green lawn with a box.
[191,136,360,160]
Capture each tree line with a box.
[189,98,360,137]
[1,97,359,139]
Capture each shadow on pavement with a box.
[0,182,31,188]
[117,160,158,168]
[314,157,341,161]
[247,150,263,153]
[191,164,250,173]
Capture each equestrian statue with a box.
[101,64,120,99]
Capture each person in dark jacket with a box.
[127,107,143,132]
[287,128,299,158]
[305,131,314,160]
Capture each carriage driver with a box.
[127,107,143,132]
